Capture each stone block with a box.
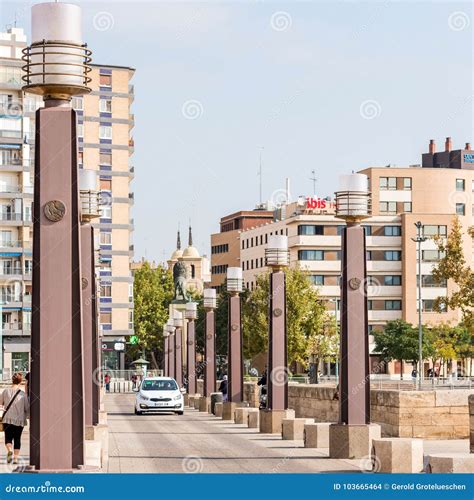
[371,438,424,473]
[210,392,223,414]
[282,418,313,440]
[98,411,107,425]
[426,453,474,473]
[412,425,456,439]
[86,424,109,471]
[248,409,260,428]
[183,394,190,406]
[84,440,101,469]
[329,423,381,459]
[435,389,474,407]
[222,402,237,421]
[259,409,295,434]
[235,407,255,424]
[398,391,435,408]
[193,394,202,409]
[215,402,223,418]
[199,396,211,413]
[304,422,331,448]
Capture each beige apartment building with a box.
[0,27,135,375]
[221,139,473,376]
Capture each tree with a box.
[432,216,474,323]
[132,262,174,369]
[373,320,432,379]
[307,312,339,383]
[241,267,327,370]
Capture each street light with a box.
[163,327,170,377]
[173,310,184,387]
[185,302,198,396]
[412,221,427,390]
[166,320,176,380]
[203,289,217,404]
[79,169,100,222]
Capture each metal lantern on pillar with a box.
[226,267,243,294]
[79,169,101,222]
[265,235,290,269]
[173,310,183,328]
[203,288,217,309]
[335,174,371,222]
[172,310,184,387]
[22,3,92,100]
[185,301,198,320]
[203,289,217,398]
[185,302,198,395]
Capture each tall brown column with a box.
[340,223,370,425]
[186,320,196,395]
[163,335,169,377]
[204,310,216,396]
[228,294,243,403]
[30,102,84,470]
[169,334,175,379]
[81,224,99,427]
[267,271,288,411]
[175,327,183,387]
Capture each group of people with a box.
[1,372,29,465]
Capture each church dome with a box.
[182,245,200,258]
[170,248,183,260]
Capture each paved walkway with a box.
[105,393,469,474]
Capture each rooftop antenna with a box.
[258,146,264,204]
[310,169,317,195]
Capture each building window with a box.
[366,250,372,261]
[298,225,324,236]
[100,179,112,191]
[456,203,465,216]
[99,153,112,165]
[100,312,112,324]
[384,251,401,261]
[422,250,445,262]
[403,202,412,213]
[456,179,465,191]
[403,177,412,190]
[101,205,112,219]
[379,201,396,214]
[77,124,83,138]
[72,97,83,110]
[363,225,372,236]
[368,300,373,310]
[309,275,324,285]
[379,177,396,190]
[99,126,112,140]
[100,284,112,297]
[99,74,112,87]
[421,275,447,287]
[384,226,401,236]
[421,299,446,312]
[100,232,111,245]
[298,250,324,261]
[384,275,401,286]
[99,99,112,113]
[423,225,447,237]
[385,300,401,310]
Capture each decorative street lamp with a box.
[223,267,244,420]
[167,320,176,380]
[260,235,293,433]
[185,302,198,396]
[79,169,101,431]
[163,327,170,377]
[412,221,427,390]
[329,173,380,459]
[173,310,184,387]
[23,2,92,472]
[203,289,217,403]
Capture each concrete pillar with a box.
[169,334,175,380]
[163,336,169,377]
[175,327,183,387]
[81,224,99,427]
[30,103,84,471]
[204,309,216,397]
[228,294,242,403]
[186,320,196,395]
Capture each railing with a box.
[0,158,22,167]
[0,185,21,193]
[0,267,22,275]
[0,240,22,248]
[0,131,22,140]
[0,213,22,222]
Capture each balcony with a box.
[0,240,22,249]
[2,323,29,335]
[0,267,22,278]
[0,131,22,140]
[0,185,21,196]
[0,213,22,223]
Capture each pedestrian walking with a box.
[219,375,228,402]
[104,373,111,392]
[0,373,29,465]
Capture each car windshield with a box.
[141,380,178,391]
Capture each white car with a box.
[134,377,184,415]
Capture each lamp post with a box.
[203,289,217,400]
[185,302,198,396]
[223,267,244,420]
[260,236,293,433]
[173,310,184,387]
[329,173,380,459]
[163,328,170,377]
[23,2,92,472]
[79,169,101,430]
[167,320,176,380]
[412,221,427,390]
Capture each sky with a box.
[1,0,473,262]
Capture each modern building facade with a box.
[230,139,473,376]
[0,27,135,375]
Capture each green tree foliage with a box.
[241,267,327,368]
[432,216,474,323]
[131,262,174,369]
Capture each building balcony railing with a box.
[0,213,22,222]
[2,323,31,332]
[0,131,22,140]
[0,267,22,276]
[0,185,21,194]
[0,240,22,248]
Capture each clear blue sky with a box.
[2,1,473,262]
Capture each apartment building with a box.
[237,139,473,376]
[0,27,135,375]
[210,209,273,290]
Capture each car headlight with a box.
[174,394,182,401]
[140,394,149,401]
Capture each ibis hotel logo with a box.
[305,196,335,210]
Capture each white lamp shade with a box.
[32,3,82,43]
[335,173,370,219]
[227,267,243,281]
[204,289,216,300]
[203,288,217,309]
[338,174,368,193]
[266,235,290,267]
[227,267,243,293]
[185,301,198,320]
[79,169,97,191]
[173,310,183,327]
[267,235,288,251]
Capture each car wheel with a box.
[176,411,184,415]
[135,408,142,415]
